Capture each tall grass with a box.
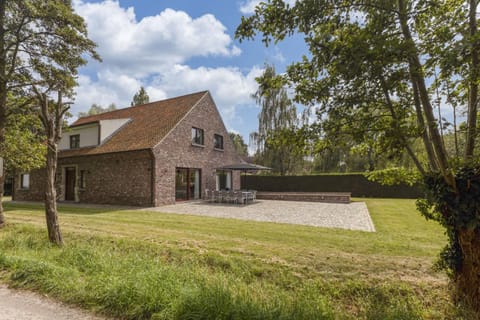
[0,225,337,319]
[0,199,458,319]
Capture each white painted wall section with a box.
[59,123,99,150]
[99,119,131,143]
[59,118,130,150]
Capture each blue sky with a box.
[72,0,303,144]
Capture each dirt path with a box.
[0,285,106,320]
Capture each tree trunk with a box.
[465,0,479,159]
[0,173,4,228]
[0,0,7,228]
[397,0,456,189]
[44,142,63,245]
[456,227,480,314]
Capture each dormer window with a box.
[192,127,204,146]
[70,134,80,149]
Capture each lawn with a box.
[0,198,457,319]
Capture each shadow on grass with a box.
[3,201,139,215]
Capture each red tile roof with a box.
[60,91,208,157]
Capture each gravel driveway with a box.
[147,199,375,232]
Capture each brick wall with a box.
[14,93,242,207]
[153,93,242,205]
[14,150,153,206]
[60,150,153,206]
[14,170,45,202]
[256,192,351,203]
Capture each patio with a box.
[147,199,375,232]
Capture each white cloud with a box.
[71,0,262,136]
[150,65,263,123]
[239,0,261,14]
[239,0,297,14]
[272,47,286,63]
[73,64,262,124]
[74,0,240,76]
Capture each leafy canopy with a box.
[131,87,150,106]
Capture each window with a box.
[191,127,204,145]
[214,134,224,150]
[216,171,231,190]
[70,134,80,149]
[80,170,86,189]
[20,173,30,189]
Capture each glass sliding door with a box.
[175,168,188,201]
[175,168,201,201]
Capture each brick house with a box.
[13,91,242,206]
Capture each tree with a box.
[35,90,69,245]
[250,64,303,175]
[131,87,150,106]
[78,103,116,118]
[229,132,248,157]
[0,0,99,240]
[264,126,310,175]
[236,0,480,313]
[3,108,46,172]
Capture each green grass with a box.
[0,198,457,319]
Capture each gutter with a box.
[149,149,157,207]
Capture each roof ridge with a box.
[75,90,208,124]
[61,90,212,157]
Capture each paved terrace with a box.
[147,200,376,232]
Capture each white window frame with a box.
[20,173,30,189]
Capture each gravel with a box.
[146,199,376,232]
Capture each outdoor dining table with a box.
[206,190,256,205]
[241,191,255,204]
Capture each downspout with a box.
[11,170,15,200]
[149,149,156,207]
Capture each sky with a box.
[71,0,303,144]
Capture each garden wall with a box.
[241,174,422,199]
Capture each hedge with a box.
[241,174,422,199]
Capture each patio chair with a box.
[204,189,214,202]
[213,190,223,203]
[234,191,247,205]
[224,191,236,204]
[250,190,257,202]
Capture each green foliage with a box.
[417,167,480,275]
[131,87,150,106]
[236,1,480,308]
[2,0,99,96]
[228,132,248,156]
[235,0,478,174]
[243,174,422,198]
[3,112,45,172]
[0,199,455,318]
[365,168,421,187]
[78,103,117,118]
[264,126,311,175]
[0,0,99,166]
[250,64,307,175]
